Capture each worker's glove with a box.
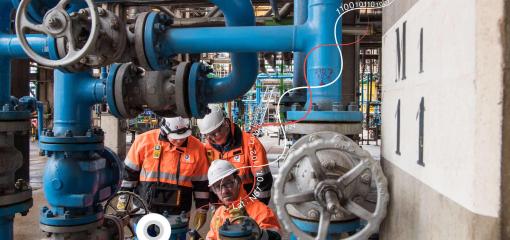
[192,209,207,230]
[116,194,128,211]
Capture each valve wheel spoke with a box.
[316,210,331,240]
[306,149,327,181]
[344,199,373,221]
[283,191,315,204]
[337,159,370,186]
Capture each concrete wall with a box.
[500,1,510,238]
[101,114,127,160]
[381,0,504,238]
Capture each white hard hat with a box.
[161,117,191,140]
[197,106,225,134]
[208,159,239,187]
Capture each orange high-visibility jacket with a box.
[121,129,210,214]
[205,123,273,204]
[206,189,281,240]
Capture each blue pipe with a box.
[0,0,10,33]
[166,0,342,110]
[40,70,121,230]
[163,25,298,53]
[0,34,48,58]
[0,0,11,106]
[0,217,13,240]
[0,59,10,107]
[100,67,107,79]
[303,0,342,110]
[37,102,43,139]
[52,70,104,136]
[160,0,260,114]
[293,0,308,89]
[0,34,48,106]
[203,0,258,104]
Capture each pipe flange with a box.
[175,62,191,117]
[40,219,102,234]
[135,11,173,71]
[0,111,32,121]
[134,12,151,69]
[0,120,30,133]
[188,62,212,118]
[0,189,32,207]
[274,131,389,240]
[113,63,143,119]
[114,63,132,118]
[106,63,123,118]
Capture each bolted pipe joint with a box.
[176,62,213,118]
[133,11,173,71]
[106,62,177,119]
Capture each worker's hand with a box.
[116,195,128,211]
[192,209,207,230]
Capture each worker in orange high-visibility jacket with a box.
[206,160,281,240]
[197,106,273,205]
[119,116,210,232]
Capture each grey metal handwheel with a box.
[274,131,389,240]
[15,0,99,67]
[103,215,125,240]
[104,191,149,237]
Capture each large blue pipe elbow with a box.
[204,53,258,103]
[203,0,258,104]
